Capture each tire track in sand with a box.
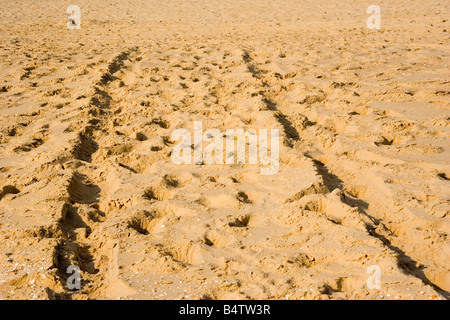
[241,49,448,298]
[48,48,139,299]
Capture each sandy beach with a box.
[0,0,448,300]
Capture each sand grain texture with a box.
[0,0,448,300]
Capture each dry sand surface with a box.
[0,0,449,300]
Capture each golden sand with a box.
[0,0,448,299]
